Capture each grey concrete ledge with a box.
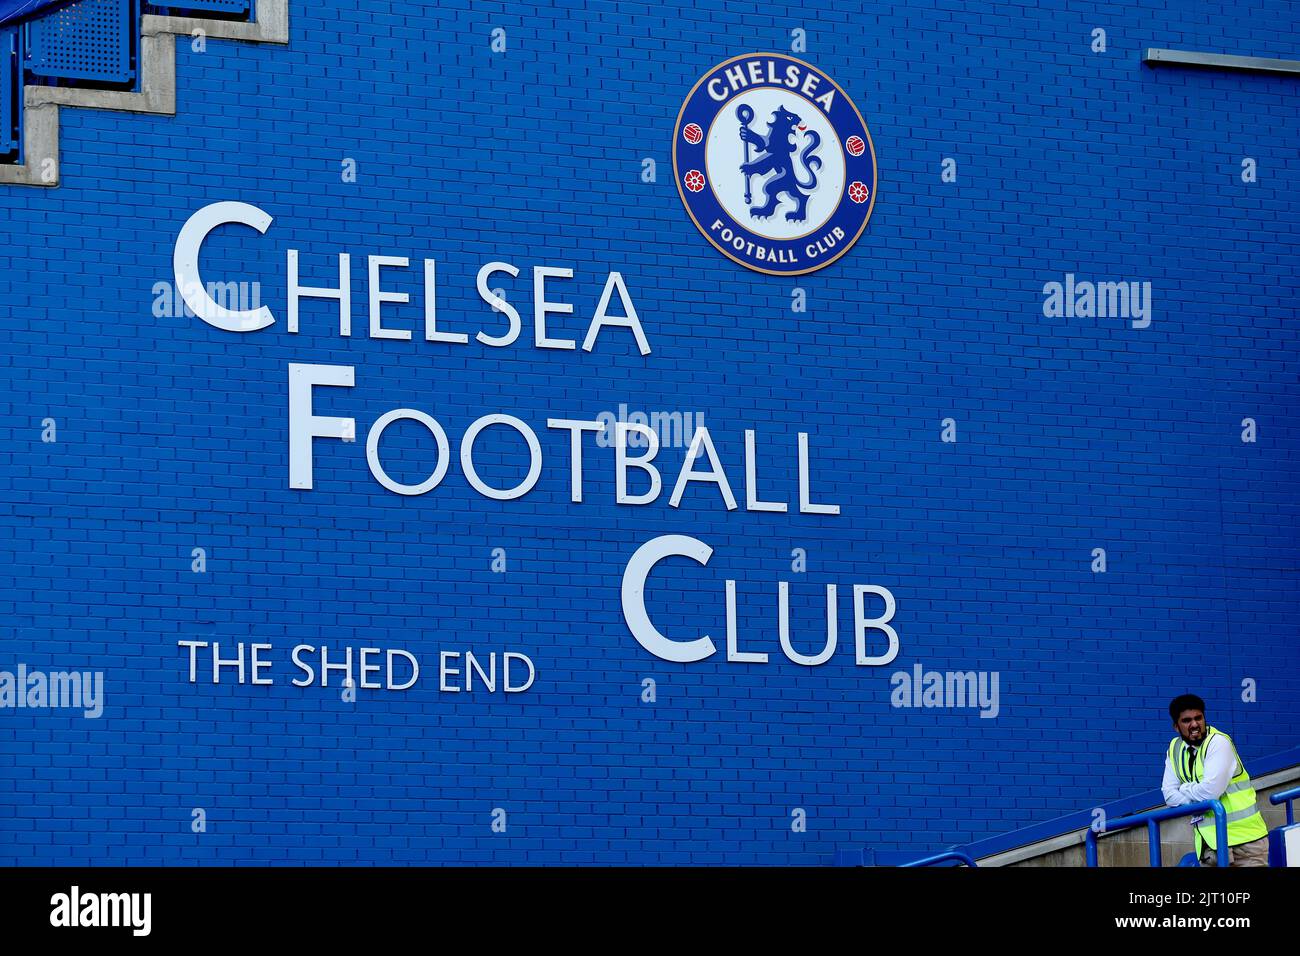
[145,0,289,45]
[1145,48,1300,75]
[0,99,58,186]
[28,32,176,115]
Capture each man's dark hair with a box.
[1169,694,1206,722]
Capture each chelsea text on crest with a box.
[706,57,837,113]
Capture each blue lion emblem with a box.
[737,103,823,223]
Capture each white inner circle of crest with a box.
[704,87,846,241]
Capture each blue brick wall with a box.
[0,0,1297,865]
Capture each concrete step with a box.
[0,0,287,187]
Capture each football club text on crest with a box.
[673,54,877,276]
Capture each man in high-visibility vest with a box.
[1161,694,1270,866]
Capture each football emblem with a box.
[672,53,877,275]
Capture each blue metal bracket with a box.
[1,26,17,156]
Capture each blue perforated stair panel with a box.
[148,0,247,13]
[24,0,132,83]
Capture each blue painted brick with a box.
[0,0,1298,866]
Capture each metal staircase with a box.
[0,0,287,186]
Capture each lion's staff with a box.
[737,104,754,204]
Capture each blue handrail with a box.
[1085,800,1229,867]
[1269,785,1300,826]
[900,850,978,868]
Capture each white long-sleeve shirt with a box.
[1162,731,1236,807]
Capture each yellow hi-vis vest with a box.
[1168,726,1268,853]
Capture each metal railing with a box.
[900,850,978,868]
[1269,785,1300,826]
[1085,800,1229,867]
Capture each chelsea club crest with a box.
[672,53,876,276]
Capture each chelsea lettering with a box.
[705,57,837,114]
[173,201,651,353]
